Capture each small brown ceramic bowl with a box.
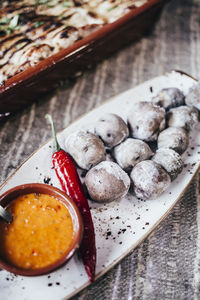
[0,183,83,276]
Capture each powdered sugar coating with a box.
[113,138,153,170]
[130,160,171,200]
[65,130,105,170]
[152,148,183,180]
[157,127,189,155]
[94,113,129,148]
[152,87,185,111]
[127,102,166,142]
[185,81,200,110]
[167,105,199,131]
[85,161,130,203]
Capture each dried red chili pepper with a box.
[46,114,96,282]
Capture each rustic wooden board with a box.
[1,71,199,300]
[0,0,200,299]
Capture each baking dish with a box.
[0,0,167,117]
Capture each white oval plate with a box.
[0,71,200,300]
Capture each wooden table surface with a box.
[1,0,200,299]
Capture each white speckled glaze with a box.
[0,71,200,300]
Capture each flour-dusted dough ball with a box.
[130,160,171,200]
[127,102,166,142]
[157,127,189,155]
[167,105,199,131]
[152,88,185,111]
[65,130,105,170]
[113,138,153,170]
[94,113,129,148]
[185,82,200,110]
[85,161,130,203]
[152,148,183,180]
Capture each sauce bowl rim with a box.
[0,183,83,276]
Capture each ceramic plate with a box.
[0,70,200,300]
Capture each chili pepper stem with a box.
[45,114,61,152]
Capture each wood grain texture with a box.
[0,0,200,299]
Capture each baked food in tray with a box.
[1,0,149,83]
[0,0,167,117]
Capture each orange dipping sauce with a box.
[0,193,74,270]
